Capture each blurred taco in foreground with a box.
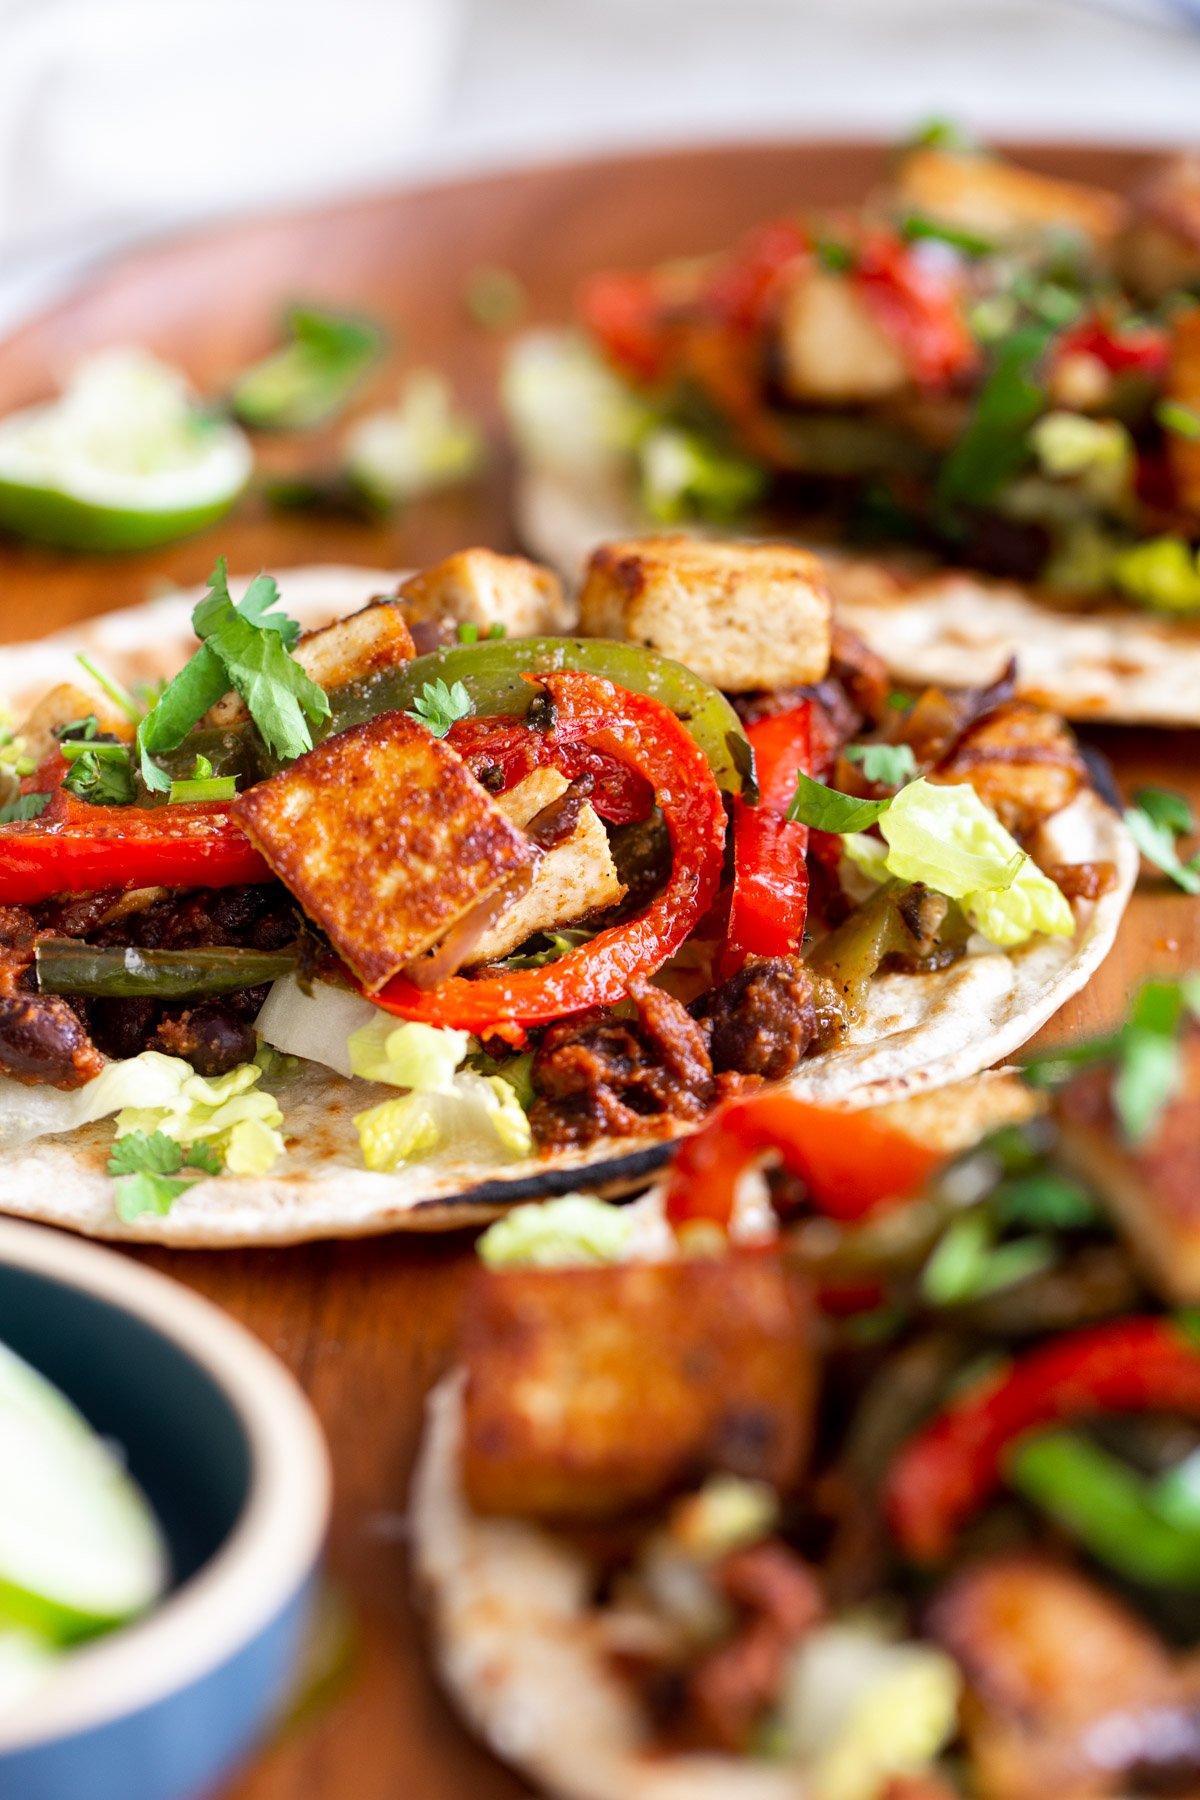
[413,991,1200,1798]
[0,540,1131,1245]
[506,134,1200,724]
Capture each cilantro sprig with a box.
[1024,976,1200,1144]
[1124,786,1200,895]
[407,678,473,739]
[937,324,1051,515]
[231,304,382,432]
[108,1130,223,1222]
[844,742,918,787]
[57,715,137,806]
[137,559,330,792]
[0,792,50,825]
[786,771,891,833]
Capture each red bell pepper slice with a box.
[446,715,654,826]
[374,670,727,1032]
[884,1316,1200,1563]
[1055,311,1169,379]
[721,705,812,978]
[578,269,676,383]
[663,1089,946,1234]
[855,230,977,389]
[0,787,270,904]
[704,218,810,334]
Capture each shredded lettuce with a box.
[781,1623,961,1800]
[344,370,485,504]
[478,1193,635,1268]
[1030,411,1133,507]
[501,329,650,476]
[1113,536,1200,614]
[354,1073,531,1170]
[112,1058,284,1176]
[0,1049,204,1152]
[346,1016,470,1091]
[637,425,766,525]
[842,778,1073,947]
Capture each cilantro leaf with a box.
[938,325,1050,513]
[1124,796,1200,895]
[203,610,330,761]
[62,746,136,806]
[136,642,231,792]
[108,1130,222,1221]
[55,714,99,743]
[407,678,473,739]
[902,212,994,258]
[844,743,918,787]
[990,1170,1098,1230]
[0,792,50,824]
[108,1130,185,1177]
[184,1139,223,1176]
[786,771,891,833]
[193,565,300,647]
[1024,978,1198,1146]
[232,305,382,431]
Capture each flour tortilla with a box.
[0,565,1134,1245]
[515,464,1200,726]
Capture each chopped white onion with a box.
[254,976,380,1079]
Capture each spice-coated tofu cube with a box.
[466,767,625,965]
[398,548,572,639]
[462,1253,814,1522]
[892,148,1126,250]
[233,711,535,991]
[578,535,832,691]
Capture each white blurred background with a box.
[1,0,1198,329]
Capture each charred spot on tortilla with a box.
[232,710,536,992]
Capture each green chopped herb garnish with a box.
[844,742,918,787]
[901,212,994,258]
[75,654,146,725]
[816,240,855,273]
[168,775,238,805]
[786,770,890,833]
[108,1130,223,1222]
[0,792,51,824]
[938,325,1051,513]
[406,677,473,739]
[1124,787,1200,894]
[61,736,136,806]
[1157,399,1200,442]
[231,304,383,431]
[1025,976,1200,1144]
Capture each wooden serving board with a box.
[0,140,1196,1800]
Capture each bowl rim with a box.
[0,1215,331,1753]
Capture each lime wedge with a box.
[0,1339,168,1642]
[0,348,251,552]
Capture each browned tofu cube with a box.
[233,711,535,991]
[892,148,1126,251]
[207,600,415,729]
[579,536,832,691]
[1056,1024,1200,1304]
[1166,305,1200,518]
[399,548,572,639]
[461,1253,813,1523]
[930,700,1085,836]
[777,266,911,404]
[1119,153,1200,302]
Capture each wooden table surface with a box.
[0,139,1197,1800]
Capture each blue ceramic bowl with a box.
[0,1217,330,1800]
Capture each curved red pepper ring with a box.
[374,670,727,1033]
[884,1317,1200,1564]
[446,715,654,826]
[664,1089,946,1234]
[0,787,270,904]
[721,704,812,979]
[855,229,977,389]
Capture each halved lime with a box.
[0,1339,168,1643]
[0,348,251,552]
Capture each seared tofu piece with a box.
[398,548,572,639]
[928,1555,1176,1800]
[579,536,832,692]
[892,148,1126,251]
[1056,1023,1200,1304]
[206,600,414,729]
[868,1071,1043,1159]
[233,711,535,991]
[1119,153,1200,302]
[462,1254,813,1523]
[18,683,130,765]
[777,266,911,404]
[465,767,625,965]
[931,700,1085,836]
[1166,305,1200,518]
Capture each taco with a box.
[412,997,1200,1800]
[505,135,1200,724]
[0,539,1132,1245]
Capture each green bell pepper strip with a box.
[35,940,298,1000]
[315,637,758,800]
[1008,1431,1200,1589]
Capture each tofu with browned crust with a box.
[233,712,535,992]
[1055,1024,1200,1303]
[892,147,1126,251]
[206,600,415,729]
[579,536,832,691]
[465,766,625,965]
[461,1254,813,1523]
[398,548,572,638]
[1165,305,1200,517]
[1119,153,1200,301]
[777,266,911,404]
